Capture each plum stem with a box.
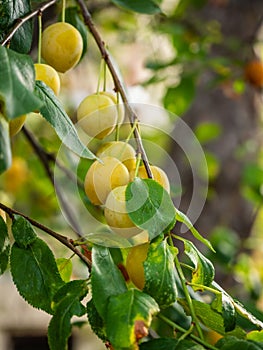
[76,0,153,179]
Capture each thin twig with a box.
[158,314,218,350]
[0,202,91,268]
[168,235,204,339]
[22,126,84,237]
[22,126,83,187]
[1,0,58,47]
[76,0,153,179]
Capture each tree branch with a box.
[76,0,153,179]
[1,0,58,47]
[0,202,91,269]
[22,126,84,237]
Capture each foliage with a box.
[0,1,263,350]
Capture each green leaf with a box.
[111,0,162,14]
[184,240,215,289]
[233,300,263,330]
[143,237,178,308]
[0,215,8,248]
[63,7,88,60]
[0,215,10,275]
[0,46,42,119]
[216,336,263,350]
[179,299,226,335]
[56,258,73,283]
[126,178,176,240]
[106,289,159,349]
[140,338,205,349]
[11,215,37,248]
[247,331,263,342]
[34,81,96,159]
[175,209,214,251]
[48,280,88,350]
[10,238,64,314]
[242,163,263,189]
[0,0,33,53]
[204,151,220,180]
[0,116,11,174]
[212,293,236,332]
[91,245,127,319]
[194,122,222,144]
[87,299,107,342]
[163,76,196,117]
[85,230,134,248]
[212,282,263,330]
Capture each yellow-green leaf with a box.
[184,240,215,289]
[106,289,159,349]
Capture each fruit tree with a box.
[0,1,263,350]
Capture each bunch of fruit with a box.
[80,122,170,238]
[75,89,171,289]
[9,21,83,136]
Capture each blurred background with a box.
[1,0,263,348]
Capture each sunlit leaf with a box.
[0,47,42,120]
[106,289,159,349]
[211,292,236,332]
[176,209,214,251]
[85,230,134,248]
[48,280,88,350]
[144,237,178,307]
[56,258,73,283]
[179,299,227,335]
[34,81,96,159]
[91,245,127,319]
[126,178,176,240]
[184,240,215,289]
[233,300,263,330]
[212,282,263,330]
[247,331,263,342]
[0,117,11,174]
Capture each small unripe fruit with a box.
[77,93,118,139]
[130,165,170,193]
[96,141,136,172]
[9,115,26,137]
[104,185,142,238]
[41,22,83,73]
[84,156,129,205]
[34,63,61,96]
[245,60,263,88]
[126,243,149,289]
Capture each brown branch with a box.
[0,202,91,269]
[76,0,153,179]
[1,0,58,47]
[22,126,84,237]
